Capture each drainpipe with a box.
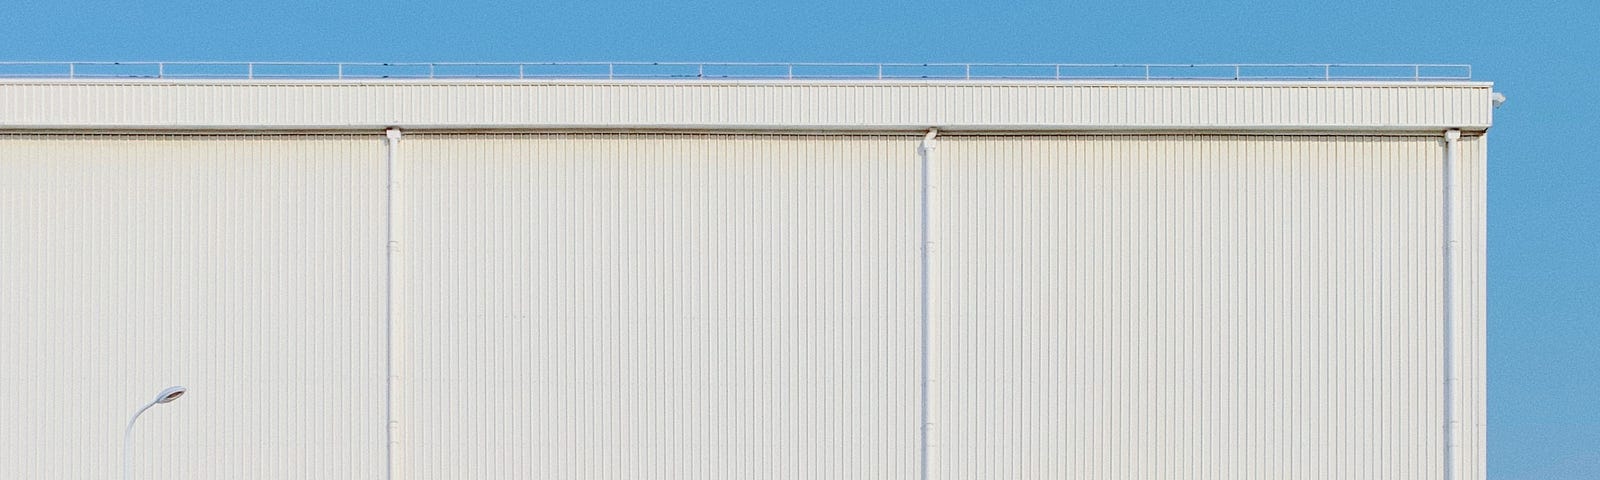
[1443,128,1462,480]
[384,127,404,480]
[918,128,938,480]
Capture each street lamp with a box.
[123,386,186,480]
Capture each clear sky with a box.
[3,1,1595,477]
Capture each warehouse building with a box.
[0,63,1493,479]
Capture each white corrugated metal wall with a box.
[394,134,922,478]
[0,135,389,479]
[1463,134,1488,480]
[927,135,1487,479]
[0,129,1488,478]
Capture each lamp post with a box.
[123,386,186,480]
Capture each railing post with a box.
[1055,65,1061,80]
[68,63,75,79]
[788,64,794,80]
[965,64,971,80]
[698,63,704,78]
[338,64,344,79]
[878,64,883,80]
[1145,65,1150,80]
[608,63,614,80]
[1325,65,1331,80]
[519,64,524,80]
[430,64,436,79]
[1415,65,1420,81]
[248,63,254,79]
[1234,65,1240,80]
[158,63,164,78]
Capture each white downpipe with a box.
[1443,128,1462,480]
[918,128,938,480]
[384,127,403,480]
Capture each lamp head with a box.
[154,386,186,404]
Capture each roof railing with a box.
[0,62,1472,81]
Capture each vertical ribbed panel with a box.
[395,134,921,478]
[1460,134,1488,480]
[0,135,387,479]
[0,131,1489,478]
[929,135,1478,478]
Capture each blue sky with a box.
[4,1,1596,477]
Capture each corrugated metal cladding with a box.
[395,134,922,478]
[379,133,1484,479]
[0,81,1492,130]
[0,135,389,479]
[928,135,1486,479]
[0,81,1492,479]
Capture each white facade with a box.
[0,79,1491,479]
